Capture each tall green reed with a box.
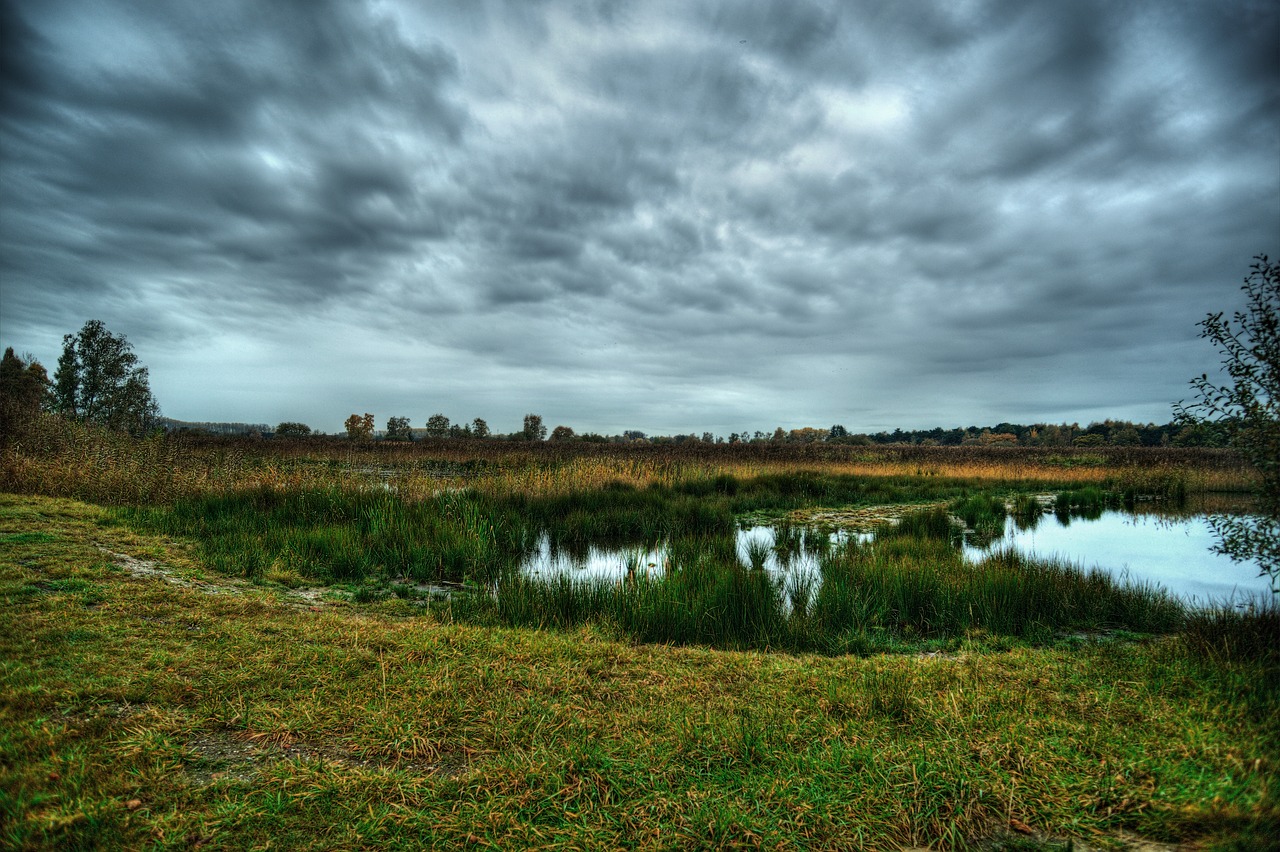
[125,486,527,584]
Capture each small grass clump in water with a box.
[950,494,1008,546]
[1010,493,1045,530]
[1054,486,1119,520]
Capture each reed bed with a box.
[2,417,1256,507]
[124,487,526,585]
[4,418,1261,643]
[472,507,1188,654]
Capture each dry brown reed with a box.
[1,416,1256,507]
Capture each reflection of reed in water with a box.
[1127,491,1259,520]
[744,538,772,571]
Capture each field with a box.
[1,425,1277,850]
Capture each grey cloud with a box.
[702,0,841,64]
[2,0,1277,433]
[585,44,805,154]
[2,0,469,315]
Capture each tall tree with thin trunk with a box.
[52,321,159,436]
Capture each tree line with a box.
[312,414,1224,449]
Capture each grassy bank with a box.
[2,494,1277,850]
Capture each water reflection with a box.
[519,509,1273,607]
[962,510,1271,606]
[523,526,851,580]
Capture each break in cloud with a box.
[1,0,1277,435]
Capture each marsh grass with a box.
[122,487,526,584]
[479,507,1188,654]
[7,415,1250,507]
[1011,493,1046,530]
[2,424,1273,847]
[743,536,772,571]
[951,494,1008,546]
[106,455,1174,593]
[19,429,1219,656]
[2,493,1275,850]
[1181,598,1280,663]
[493,550,791,650]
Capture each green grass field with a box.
[2,491,1277,850]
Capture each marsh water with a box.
[964,511,1272,604]
[520,508,1273,607]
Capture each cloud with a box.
[1,0,1277,433]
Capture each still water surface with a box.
[961,512,1270,605]
[521,511,1273,606]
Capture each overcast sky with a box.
[2,0,1277,436]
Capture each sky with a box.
[2,0,1277,437]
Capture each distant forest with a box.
[159,418,271,436]
[160,417,1228,448]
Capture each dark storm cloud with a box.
[1,0,1277,433]
[2,0,467,323]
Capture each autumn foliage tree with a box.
[344,413,375,441]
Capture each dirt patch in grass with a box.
[97,545,344,610]
[182,728,468,786]
[98,547,242,595]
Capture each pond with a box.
[520,508,1275,607]
[961,510,1272,606]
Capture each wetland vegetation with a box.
[2,421,1277,849]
